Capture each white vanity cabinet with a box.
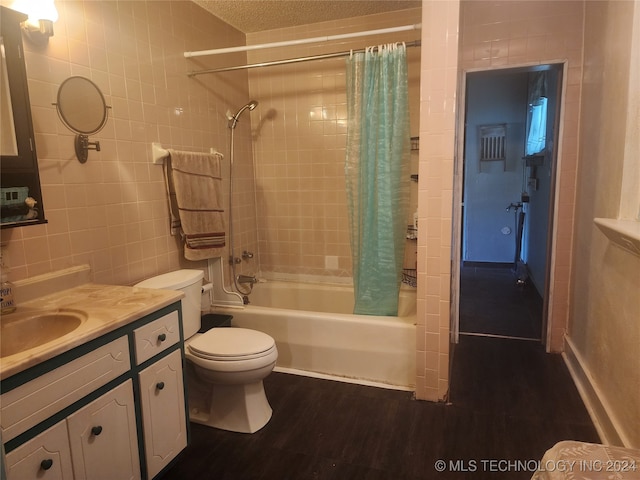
[138,349,187,479]
[66,380,140,480]
[4,382,140,480]
[4,420,74,480]
[134,311,187,479]
[1,303,188,480]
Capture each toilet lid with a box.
[188,328,275,360]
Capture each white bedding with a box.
[531,441,640,480]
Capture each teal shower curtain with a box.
[345,44,410,316]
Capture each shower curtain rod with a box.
[183,23,421,58]
[187,40,421,77]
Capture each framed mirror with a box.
[0,6,46,228]
[1,37,19,157]
[54,76,110,163]
[56,76,108,134]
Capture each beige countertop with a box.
[0,283,183,380]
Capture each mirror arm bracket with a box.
[74,135,101,164]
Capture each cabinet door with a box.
[67,380,141,480]
[4,420,73,480]
[138,349,187,479]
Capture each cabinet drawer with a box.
[1,336,130,442]
[4,420,74,480]
[133,310,180,365]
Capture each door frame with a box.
[451,61,567,349]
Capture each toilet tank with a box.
[135,270,204,338]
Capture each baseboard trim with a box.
[459,331,540,342]
[462,261,513,269]
[562,336,631,447]
[273,366,414,392]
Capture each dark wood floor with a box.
[460,265,543,340]
[163,336,599,480]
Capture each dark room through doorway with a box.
[458,64,563,342]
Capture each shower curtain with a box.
[345,43,410,316]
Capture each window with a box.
[526,97,547,156]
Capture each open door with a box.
[451,63,563,346]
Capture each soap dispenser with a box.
[1,258,16,314]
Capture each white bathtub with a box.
[212,280,416,390]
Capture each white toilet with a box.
[135,269,278,433]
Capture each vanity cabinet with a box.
[66,380,140,480]
[4,382,140,480]
[133,310,187,478]
[138,349,187,479]
[1,303,188,480]
[4,420,74,480]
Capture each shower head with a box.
[228,100,259,129]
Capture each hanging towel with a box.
[164,149,226,261]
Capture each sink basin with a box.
[1,309,87,358]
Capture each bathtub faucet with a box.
[237,274,257,285]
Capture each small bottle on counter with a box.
[1,270,16,313]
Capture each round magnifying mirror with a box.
[55,76,108,135]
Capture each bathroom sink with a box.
[0,309,87,358]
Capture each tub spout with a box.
[237,274,257,285]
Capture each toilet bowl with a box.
[135,270,277,433]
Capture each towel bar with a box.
[152,142,169,164]
[151,142,223,165]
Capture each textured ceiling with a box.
[193,0,422,33]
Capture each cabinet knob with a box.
[40,459,54,471]
[91,425,103,436]
[156,381,165,390]
[157,333,167,342]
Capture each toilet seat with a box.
[187,328,276,361]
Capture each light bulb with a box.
[11,0,58,23]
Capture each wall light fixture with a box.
[11,0,58,46]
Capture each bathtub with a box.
[212,280,416,390]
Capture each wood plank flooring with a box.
[459,265,543,340]
[162,336,599,479]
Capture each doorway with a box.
[453,64,563,343]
